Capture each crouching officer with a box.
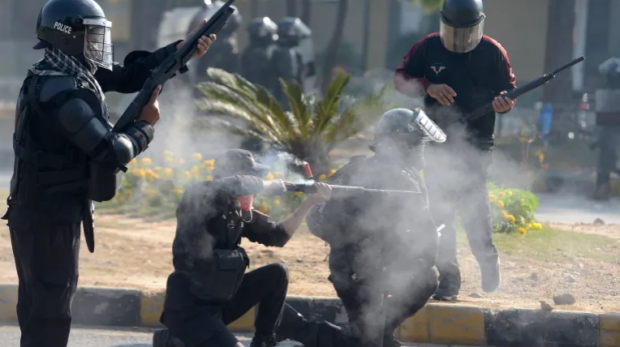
[288,109,446,347]
[152,149,332,347]
[1,1,213,346]
[297,109,445,347]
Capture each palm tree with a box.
[194,68,391,174]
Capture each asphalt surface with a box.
[0,324,476,347]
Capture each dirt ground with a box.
[1,211,620,314]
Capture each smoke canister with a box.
[304,162,313,178]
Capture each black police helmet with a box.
[34,0,113,70]
[276,17,310,46]
[248,17,278,42]
[369,108,446,153]
[440,0,485,53]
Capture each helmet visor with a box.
[440,17,484,53]
[83,18,114,71]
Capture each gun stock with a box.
[465,56,585,121]
[112,0,237,132]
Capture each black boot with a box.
[152,329,185,347]
[249,333,278,347]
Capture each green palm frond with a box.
[196,68,389,172]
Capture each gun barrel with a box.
[552,56,585,75]
[283,182,420,195]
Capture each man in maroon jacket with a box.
[394,0,516,301]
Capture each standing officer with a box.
[152,149,331,347]
[189,0,242,83]
[593,57,620,200]
[302,108,445,347]
[394,0,516,301]
[270,17,309,106]
[240,17,279,92]
[1,0,213,346]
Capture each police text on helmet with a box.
[53,21,72,35]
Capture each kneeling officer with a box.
[153,149,332,347]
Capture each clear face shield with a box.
[440,15,485,53]
[83,18,113,71]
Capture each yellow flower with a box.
[518,227,527,235]
[190,166,200,177]
[497,200,505,208]
[130,158,137,166]
[274,199,280,206]
[164,157,175,166]
[203,159,215,168]
[266,172,275,180]
[259,202,268,213]
[498,191,506,197]
[329,169,337,176]
[179,159,185,164]
[506,190,513,196]
[131,168,146,178]
[529,222,543,230]
[192,153,203,161]
[154,166,162,172]
[184,171,191,180]
[488,194,497,201]
[124,189,132,196]
[141,157,152,166]
[163,168,173,178]
[173,188,184,195]
[274,171,283,179]
[163,150,174,157]
[504,214,516,223]
[319,174,326,181]
[206,175,213,181]
[294,192,303,197]
[145,169,159,182]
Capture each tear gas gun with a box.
[112,0,237,132]
[466,56,585,121]
[283,182,422,196]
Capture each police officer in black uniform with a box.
[299,108,445,347]
[270,17,308,106]
[593,57,620,200]
[394,0,516,301]
[2,1,213,346]
[189,0,242,84]
[241,17,279,92]
[152,149,331,347]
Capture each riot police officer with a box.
[189,0,242,84]
[270,17,309,106]
[241,17,279,91]
[593,57,620,200]
[395,0,515,301]
[298,108,445,347]
[1,1,212,346]
[152,150,331,347]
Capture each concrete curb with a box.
[0,284,617,346]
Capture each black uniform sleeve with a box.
[394,33,436,98]
[489,38,517,113]
[242,211,291,247]
[95,41,189,94]
[40,77,153,171]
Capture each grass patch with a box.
[457,226,620,262]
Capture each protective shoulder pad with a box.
[57,97,98,133]
[38,76,77,103]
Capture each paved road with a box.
[0,324,476,347]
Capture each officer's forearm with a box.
[279,198,318,238]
